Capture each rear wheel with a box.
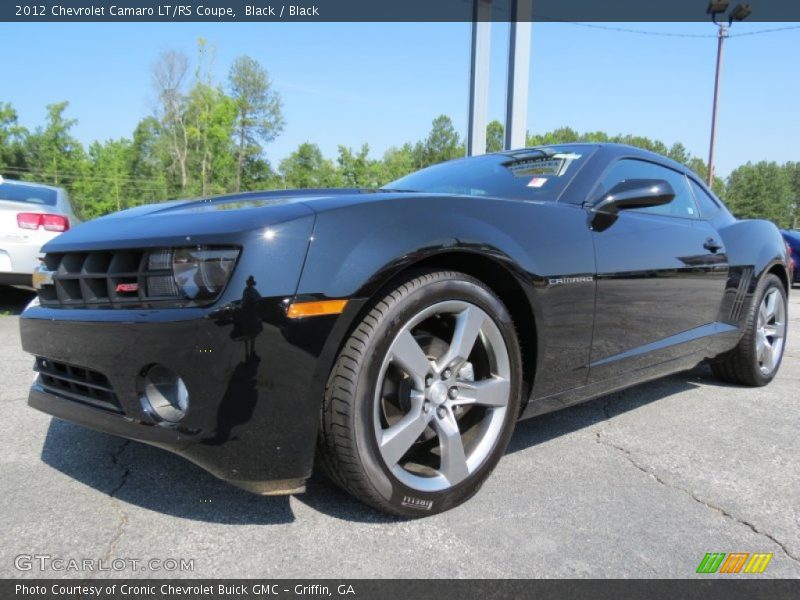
[317,271,523,516]
[712,273,788,386]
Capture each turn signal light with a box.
[287,299,348,319]
[17,212,70,232]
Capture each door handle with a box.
[703,238,723,253]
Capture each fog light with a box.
[140,365,189,423]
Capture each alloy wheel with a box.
[373,300,511,492]
[756,287,787,375]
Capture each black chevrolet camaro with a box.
[20,143,790,516]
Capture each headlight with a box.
[172,247,239,301]
[145,246,239,304]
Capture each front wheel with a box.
[712,273,788,386]
[317,271,523,516]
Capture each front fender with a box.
[296,196,543,301]
[297,196,597,410]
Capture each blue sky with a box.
[1,21,798,176]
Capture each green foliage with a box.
[77,139,135,217]
[228,55,285,192]
[726,161,794,228]
[416,115,465,167]
[279,142,341,188]
[379,143,416,182]
[1,51,796,230]
[485,120,504,153]
[337,143,382,188]
[0,102,28,172]
[23,102,86,189]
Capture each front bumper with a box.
[20,302,338,492]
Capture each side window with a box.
[688,178,721,218]
[596,159,698,219]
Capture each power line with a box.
[1,165,169,185]
[559,21,800,39]
[563,22,714,38]
[729,25,800,37]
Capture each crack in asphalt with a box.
[99,440,132,569]
[594,430,800,565]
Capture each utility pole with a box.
[707,23,727,187]
[706,2,752,186]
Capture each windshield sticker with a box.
[527,177,548,188]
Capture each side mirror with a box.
[589,179,675,231]
[593,179,675,214]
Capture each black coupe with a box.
[20,143,790,516]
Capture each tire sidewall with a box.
[352,273,523,516]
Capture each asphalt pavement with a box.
[1,287,798,578]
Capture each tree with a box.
[667,142,690,165]
[24,101,85,188]
[152,49,190,191]
[527,126,580,146]
[279,142,340,188]
[129,116,169,203]
[180,39,240,196]
[726,161,793,227]
[78,138,135,217]
[0,102,28,173]
[785,162,800,229]
[486,120,504,153]
[417,115,464,167]
[185,81,238,196]
[379,144,416,183]
[228,55,285,192]
[338,143,382,188]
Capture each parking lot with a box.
[1,286,798,579]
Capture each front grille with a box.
[34,357,123,413]
[37,249,181,309]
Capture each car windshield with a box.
[384,146,593,200]
[0,182,58,206]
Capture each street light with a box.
[706,2,751,187]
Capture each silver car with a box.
[0,177,77,287]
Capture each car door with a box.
[588,158,729,382]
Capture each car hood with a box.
[41,188,391,252]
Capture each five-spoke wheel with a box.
[318,271,522,516]
[755,287,787,376]
[376,300,511,491]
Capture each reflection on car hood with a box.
[39,188,422,253]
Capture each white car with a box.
[0,177,77,287]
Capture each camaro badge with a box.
[548,275,594,286]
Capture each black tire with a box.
[711,273,788,386]
[317,271,523,517]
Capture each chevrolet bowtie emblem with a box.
[32,264,54,289]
